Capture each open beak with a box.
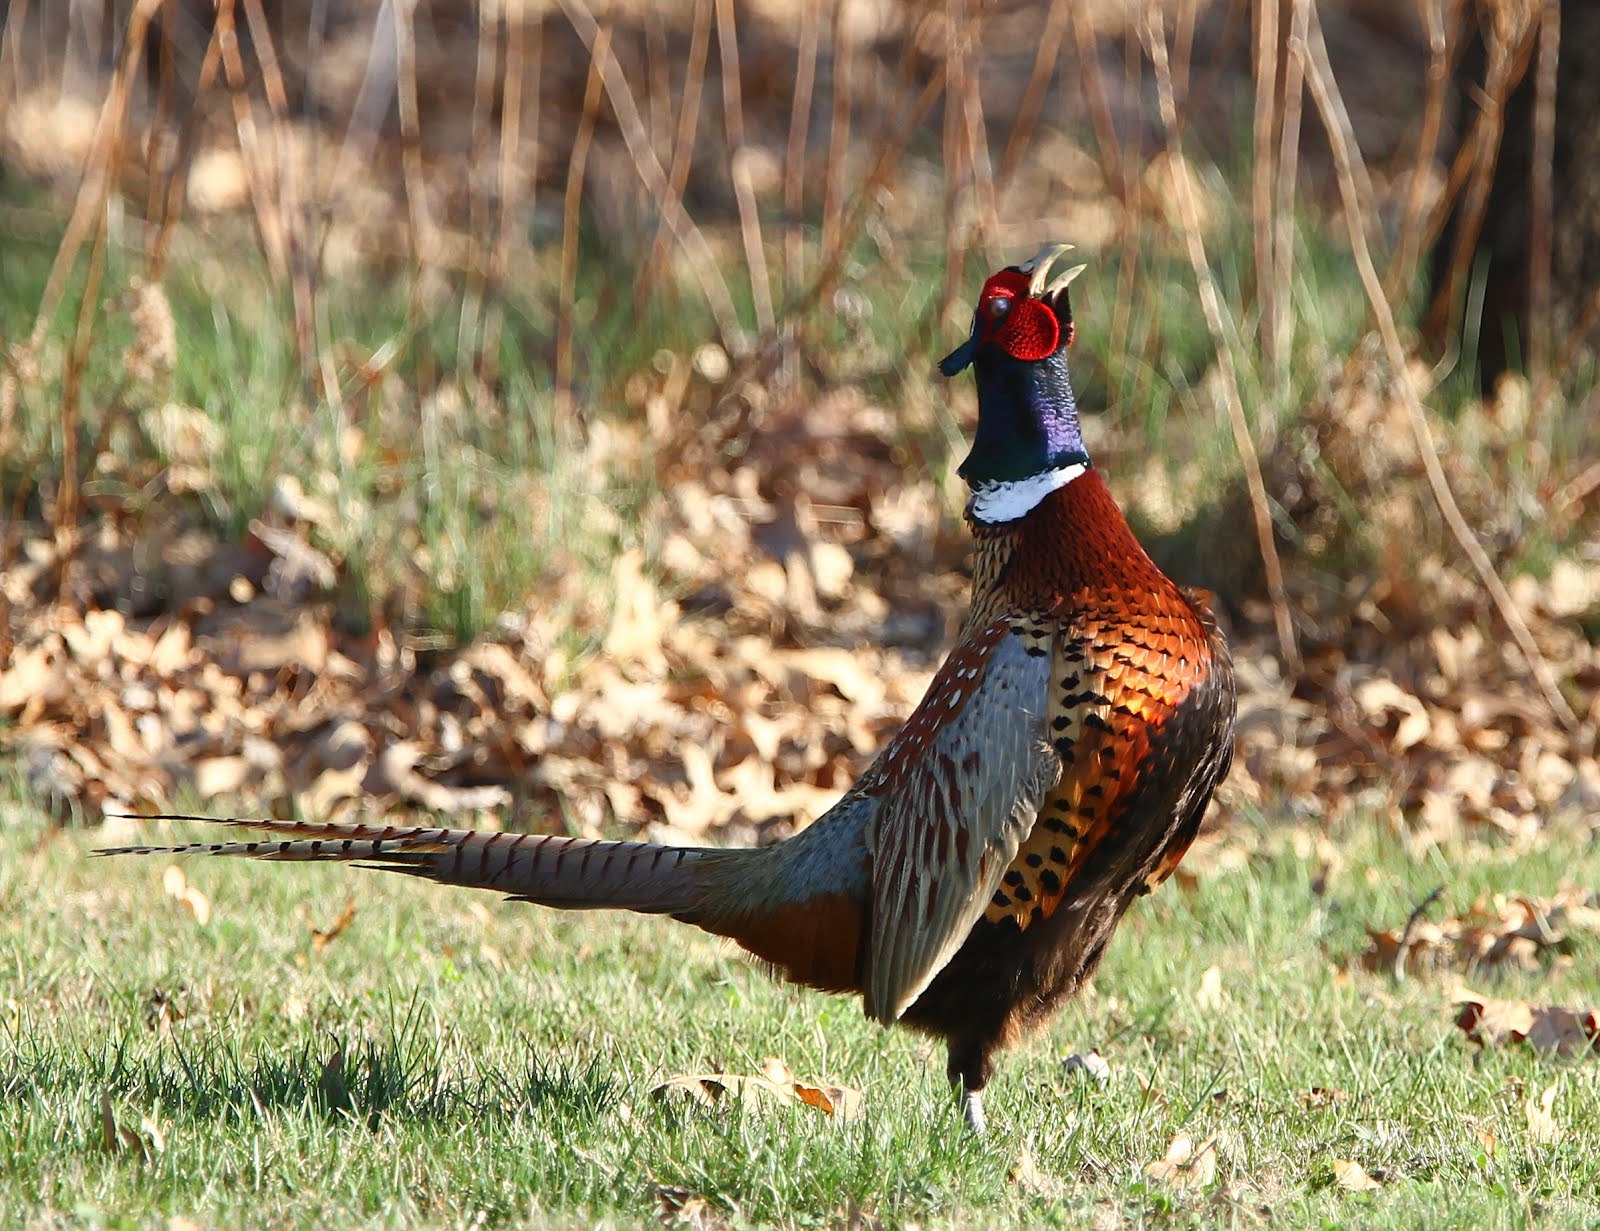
[939,321,979,377]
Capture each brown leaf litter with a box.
[2,333,1597,868]
[650,1057,864,1121]
[1360,888,1600,977]
[1453,992,1600,1057]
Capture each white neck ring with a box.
[967,462,1087,524]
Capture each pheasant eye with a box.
[985,296,1012,320]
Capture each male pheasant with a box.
[102,245,1237,1133]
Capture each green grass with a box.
[6,785,1600,1228]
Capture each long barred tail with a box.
[96,813,728,916]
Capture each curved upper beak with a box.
[939,320,979,377]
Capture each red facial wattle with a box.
[976,270,1062,362]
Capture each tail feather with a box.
[97,813,720,916]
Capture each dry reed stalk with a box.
[1066,8,1136,371]
[146,23,222,281]
[1424,2,1539,342]
[1385,0,1453,303]
[1172,0,1199,119]
[29,0,155,351]
[242,0,314,374]
[635,0,711,320]
[1302,2,1579,732]
[941,0,968,328]
[1270,0,1309,392]
[0,0,32,115]
[784,0,821,302]
[716,0,775,334]
[996,0,1067,193]
[958,3,998,267]
[1525,0,1557,391]
[802,55,947,318]
[143,0,178,229]
[481,2,531,387]
[1146,11,1301,676]
[1303,15,1378,231]
[458,0,501,374]
[53,0,165,555]
[557,21,610,410]
[1070,8,1126,203]
[214,0,290,283]
[646,8,672,152]
[392,0,435,266]
[1250,0,1281,384]
[820,0,853,266]
[1548,459,1600,532]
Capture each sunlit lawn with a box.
[4,785,1600,1229]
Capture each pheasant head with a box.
[940,244,1090,524]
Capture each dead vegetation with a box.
[0,0,1595,865]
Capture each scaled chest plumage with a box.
[971,472,1225,931]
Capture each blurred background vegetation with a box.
[0,0,1594,847]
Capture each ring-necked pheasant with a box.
[101,245,1237,1133]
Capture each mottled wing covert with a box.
[862,622,1061,1022]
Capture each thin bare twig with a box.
[1385,0,1451,302]
[645,7,671,152]
[458,0,501,373]
[215,0,288,282]
[996,0,1068,192]
[1146,12,1301,675]
[941,0,967,328]
[1424,3,1539,343]
[957,3,998,265]
[1070,6,1127,200]
[1251,0,1281,384]
[482,3,531,386]
[391,0,434,264]
[29,0,160,350]
[820,0,854,267]
[784,0,821,302]
[144,0,178,230]
[557,21,610,410]
[242,0,314,374]
[1270,0,1310,394]
[557,0,741,347]
[147,5,224,281]
[636,0,710,317]
[1526,0,1558,390]
[800,55,947,321]
[0,0,33,118]
[54,0,165,558]
[1068,6,1136,377]
[1392,885,1445,982]
[716,0,775,334]
[1302,2,1578,732]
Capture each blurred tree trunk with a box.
[1428,0,1600,390]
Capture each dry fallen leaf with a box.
[1453,990,1600,1057]
[1294,1087,1349,1109]
[1463,1115,1497,1157]
[1525,1083,1562,1145]
[1362,888,1600,977]
[651,1062,864,1122]
[1062,1051,1112,1084]
[1008,1144,1067,1198]
[98,1093,164,1162]
[311,898,358,952]
[1331,1158,1382,1192]
[161,865,211,926]
[652,1184,726,1230]
[1144,1131,1227,1194]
